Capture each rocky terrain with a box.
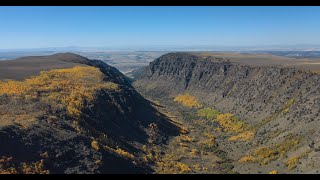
[3,52,320,174]
[0,53,179,174]
[133,52,320,174]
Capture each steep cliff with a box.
[133,52,320,173]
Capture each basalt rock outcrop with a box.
[133,52,320,173]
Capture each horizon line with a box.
[1,44,320,51]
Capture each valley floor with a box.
[144,97,237,174]
[142,95,310,174]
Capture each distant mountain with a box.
[245,50,320,58]
[1,44,320,53]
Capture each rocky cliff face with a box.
[133,52,320,173]
[0,53,179,174]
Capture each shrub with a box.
[39,152,49,158]
[287,157,299,170]
[239,155,255,163]
[147,123,160,144]
[282,99,295,113]
[20,159,49,174]
[0,66,120,121]
[198,137,217,153]
[0,81,30,95]
[176,162,191,173]
[287,149,312,170]
[0,156,18,174]
[190,149,198,157]
[251,136,301,165]
[192,164,202,171]
[216,113,245,133]
[95,160,103,166]
[229,131,254,141]
[269,170,278,174]
[91,140,100,151]
[0,156,49,174]
[219,162,234,173]
[177,135,194,143]
[215,113,254,141]
[114,148,134,160]
[174,93,201,108]
[197,108,220,119]
[180,126,190,134]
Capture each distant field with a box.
[0,51,168,74]
[77,51,168,73]
[2,51,320,78]
[192,52,320,73]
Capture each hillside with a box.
[3,52,320,174]
[133,52,320,174]
[0,53,179,174]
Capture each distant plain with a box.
[2,50,320,75]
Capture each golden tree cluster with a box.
[174,93,201,108]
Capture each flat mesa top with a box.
[0,53,90,81]
[191,52,320,73]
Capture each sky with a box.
[0,6,320,50]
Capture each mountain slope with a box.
[133,52,320,173]
[0,53,179,174]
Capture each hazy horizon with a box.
[1,6,320,50]
[1,44,320,52]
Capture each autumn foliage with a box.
[0,156,49,174]
[239,136,301,165]
[215,113,254,141]
[228,131,254,141]
[91,140,100,151]
[197,108,220,119]
[238,155,255,163]
[174,93,201,108]
[216,113,246,133]
[0,66,119,122]
[286,149,311,170]
[114,147,135,160]
[269,170,279,174]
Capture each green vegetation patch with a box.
[197,108,220,120]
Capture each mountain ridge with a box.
[0,53,179,174]
[133,52,320,173]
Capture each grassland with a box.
[0,66,119,127]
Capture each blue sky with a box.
[0,6,320,49]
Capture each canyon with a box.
[1,52,320,174]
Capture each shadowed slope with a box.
[0,53,180,174]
